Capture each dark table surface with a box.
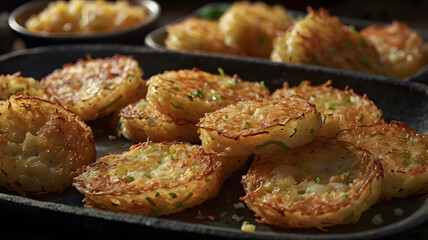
[0,1,427,239]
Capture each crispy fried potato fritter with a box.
[118,99,200,143]
[272,80,383,136]
[0,96,96,195]
[73,141,224,216]
[198,95,322,157]
[0,73,49,100]
[146,68,270,122]
[42,54,146,121]
[241,137,383,229]
[361,21,428,79]
[337,121,428,200]
[271,8,385,76]
[165,17,243,55]
[219,1,294,58]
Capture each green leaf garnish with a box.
[146,197,156,206]
[99,95,122,112]
[297,190,306,195]
[255,140,291,151]
[170,101,184,109]
[218,67,226,78]
[189,89,204,98]
[343,212,354,222]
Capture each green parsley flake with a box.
[170,101,184,109]
[218,67,226,78]
[343,212,354,223]
[146,197,156,206]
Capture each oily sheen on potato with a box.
[118,98,200,143]
[241,137,383,229]
[146,68,270,122]
[197,95,322,158]
[0,73,49,100]
[0,96,96,195]
[42,54,146,121]
[73,141,224,216]
[272,80,384,136]
[337,121,428,200]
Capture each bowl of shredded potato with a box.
[9,0,161,47]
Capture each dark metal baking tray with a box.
[0,44,427,239]
[144,2,428,84]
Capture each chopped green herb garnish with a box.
[316,177,321,184]
[201,8,225,20]
[127,176,135,181]
[260,81,265,87]
[342,195,350,201]
[149,208,162,217]
[343,171,353,178]
[173,192,193,210]
[146,136,150,142]
[343,212,354,222]
[297,190,306,195]
[360,60,370,67]
[410,140,414,145]
[369,133,385,137]
[148,119,155,124]
[255,140,291,151]
[189,89,204,98]
[157,160,163,164]
[172,86,180,90]
[104,86,112,90]
[205,177,210,182]
[360,114,364,120]
[170,101,184,109]
[345,98,351,103]
[403,159,411,165]
[169,193,177,199]
[218,67,226,78]
[309,128,315,134]
[144,173,152,179]
[171,154,178,161]
[341,39,352,48]
[99,95,122,112]
[12,88,24,94]
[212,93,225,100]
[146,197,156,206]
[404,153,411,159]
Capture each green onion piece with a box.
[146,197,156,206]
[148,119,155,124]
[260,81,265,87]
[127,176,135,181]
[149,208,162,217]
[157,160,163,164]
[170,101,184,109]
[360,60,370,67]
[144,173,152,179]
[403,159,411,165]
[297,190,305,195]
[316,177,321,184]
[342,195,350,201]
[212,93,225,100]
[255,140,291,151]
[169,193,177,199]
[370,133,385,137]
[104,86,112,90]
[343,171,353,178]
[360,114,364,120]
[171,154,178,161]
[189,89,204,98]
[218,67,226,78]
[12,88,24,94]
[343,212,354,223]
[99,95,122,112]
[309,128,315,134]
[404,153,410,159]
[172,86,180,90]
[201,9,225,20]
[173,192,193,210]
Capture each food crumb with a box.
[393,208,404,216]
[241,221,256,232]
[108,135,117,140]
[372,214,383,226]
[233,202,245,209]
[232,214,244,222]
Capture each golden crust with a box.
[272,80,384,136]
[270,8,385,76]
[219,1,294,58]
[118,98,200,143]
[360,21,428,79]
[197,95,322,157]
[241,137,383,229]
[0,96,96,195]
[41,54,146,121]
[165,17,243,55]
[336,121,428,200]
[146,68,270,122]
[0,72,49,100]
[73,141,224,216]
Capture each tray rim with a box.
[0,44,427,240]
